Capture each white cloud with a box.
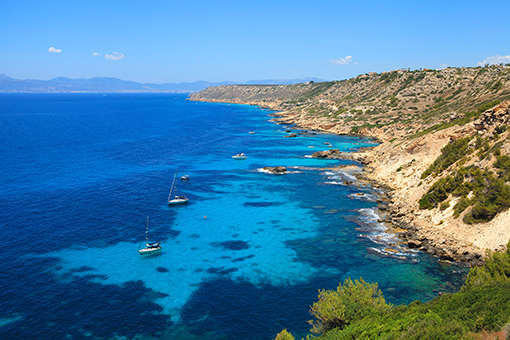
[48,46,62,53]
[440,63,448,68]
[92,52,101,56]
[105,52,125,61]
[477,55,510,66]
[331,55,354,65]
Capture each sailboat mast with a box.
[168,170,177,201]
[145,216,149,243]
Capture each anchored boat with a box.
[232,153,247,160]
[168,170,189,205]
[138,216,161,255]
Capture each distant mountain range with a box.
[0,74,324,93]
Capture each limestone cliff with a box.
[357,102,510,260]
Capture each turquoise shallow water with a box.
[0,93,466,340]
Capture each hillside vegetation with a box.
[191,65,510,141]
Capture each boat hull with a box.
[138,246,162,255]
[168,198,189,205]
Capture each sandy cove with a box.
[273,109,510,266]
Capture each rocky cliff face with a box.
[360,101,510,263]
[476,100,510,133]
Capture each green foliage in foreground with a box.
[315,283,510,340]
[273,329,295,340]
[464,243,510,289]
[275,242,510,340]
[308,278,391,334]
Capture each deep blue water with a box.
[0,93,466,340]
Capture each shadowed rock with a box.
[311,149,342,159]
[262,166,287,174]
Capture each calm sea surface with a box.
[0,93,466,340]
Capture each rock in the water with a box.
[262,166,287,174]
[311,149,342,159]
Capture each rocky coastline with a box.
[310,148,484,266]
[190,86,510,267]
[356,173,484,266]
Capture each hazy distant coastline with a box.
[0,74,323,93]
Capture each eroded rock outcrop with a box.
[475,101,510,133]
[311,149,342,159]
[261,166,287,174]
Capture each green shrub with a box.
[421,136,472,179]
[495,125,507,134]
[419,173,466,209]
[308,278,391,334]
[440,200,450,210]
[420,161,510,222]
[388,96,399,107]
[453,196,471,218]
[419,178,449,209]
[495,154,510,181]
[464,242,510,289]
[477,99,501,113]
[274,329,295,340]
[463,172,510,224]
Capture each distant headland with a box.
[0,74,323,93]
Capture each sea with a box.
[0,93,467,340]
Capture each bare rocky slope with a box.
[190,65,510,265]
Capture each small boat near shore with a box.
[168,170,189,205]
[180,175,190,181]
[138,216,161,255]
[232,153,247,160]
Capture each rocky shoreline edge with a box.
[310,148,484,266]
[355,172,484,266]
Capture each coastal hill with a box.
[191,65,510,141]
[0,74,323,93]
[190,65,510,264]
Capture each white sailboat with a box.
[168,170,189,205]
[232,153,247,159]
[138,216,161,255]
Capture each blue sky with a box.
[1,0,510,83]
